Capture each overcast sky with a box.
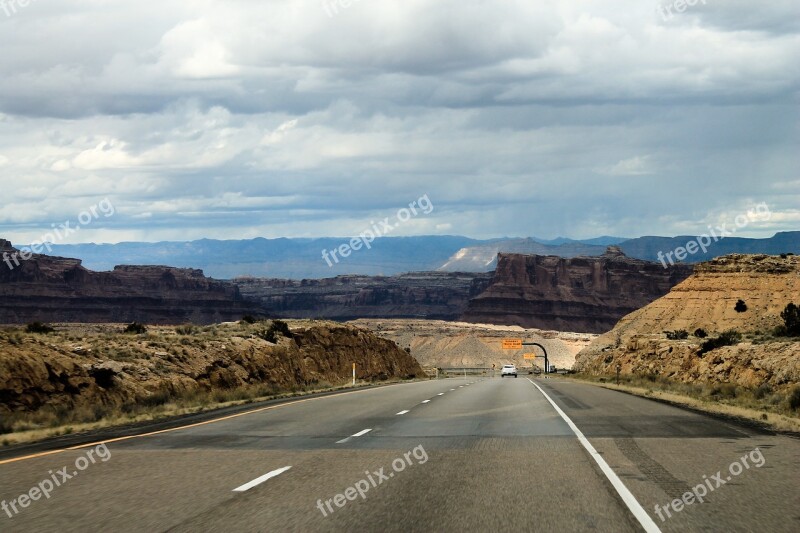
[0,0,798,244]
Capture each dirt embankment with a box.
[574,254,800,390]
[0,321,423,418]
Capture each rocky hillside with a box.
[461,247,692,333]
[0,321,423,417]
[237,272,492,321]
[0,239,262,325]
[574,254,800,389]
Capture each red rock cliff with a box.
[461,247,692,333]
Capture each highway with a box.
[1,377,797,532]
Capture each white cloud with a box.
[0,0,797,242]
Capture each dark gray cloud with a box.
[0,0,797,245]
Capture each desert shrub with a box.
[789,386,800,410]
[754,383,772,400]
[139,390,172,408]
[6,331,23,345]
[257,320,292,343]
[709,383,738,399]
[175,324,196,335]
[734,299,748,313]
[270,319,291,336]
[241,315,257,324]
[0,418,13,435]
[780,303,800,336]
[694,328,708,338]
[666,330,689,340]
[25,322,54,334]
[123,322,147,334]
[698,329,742,356]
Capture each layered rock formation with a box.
[0,321,423,416]
[574,254,800,389]
[0,239,262,325]
[236,272,492,321]
[461,247,692,333]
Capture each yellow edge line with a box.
[0,384,397,466]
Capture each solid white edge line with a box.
[528,379,662,533]
[233,466,292,492]
[396,410,410,415]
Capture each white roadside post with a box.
[352,363,356,386]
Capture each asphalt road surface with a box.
[1,377,798,532]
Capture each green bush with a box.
[734,299,748,313]
[666,330,689,340]
[694,328,708,338]
[25,322,54,334]
[241,315,257,324]
[257,320,292,343]
[123,322,147,334]
[780,303,800,336]
[698,329,742,356]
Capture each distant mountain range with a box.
[10,231,798,279]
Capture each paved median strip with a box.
[528,379,662,533]
[233,466,292,492]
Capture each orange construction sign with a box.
[502,339,523,350]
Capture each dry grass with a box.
[571,374,800,434]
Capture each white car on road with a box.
[500,364,517,378]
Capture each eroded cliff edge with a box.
[461,247,693,333]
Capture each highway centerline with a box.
[421,400,431,404]
[396,410,410,415]
[336,428,373,444]
[232,466,292,492]
[529,379,662,533]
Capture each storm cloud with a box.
[0,0,797,244]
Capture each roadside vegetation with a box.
[0,378,344,445]
[659,303,800,352]
[574,373,800,432]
